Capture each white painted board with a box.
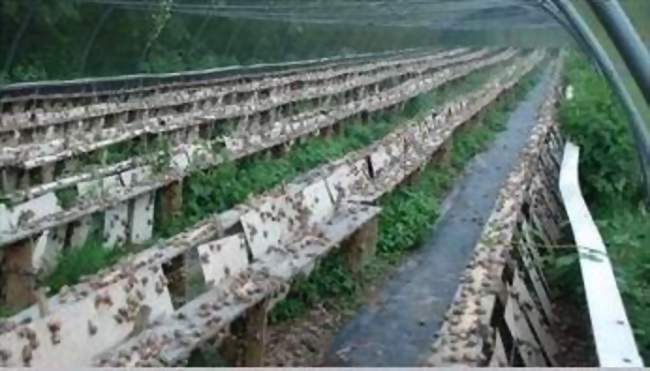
[0,267,174,367]
[197,233,249,287]
[559,142,643,367]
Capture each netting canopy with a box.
[77,0,558,29]
[0,0,647,84]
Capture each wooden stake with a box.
[161,180,183,226]
[2,239,36,310]
[431,137,454,165]
[1,168,18,193]
[240,298,270,366]
[342,216,379,274]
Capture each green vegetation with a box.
[42,213,134,293]
[44,241,125,293]
[557,52,650,362]
[269,66,540,322]
[0,1,438,83]
[560,55,642,200]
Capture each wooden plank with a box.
[103,204,129,249]
[129,194,154,244]
[69,216,93,248]
[3,239,36,310]
[78,175,129,249]
[0,193,64,275]
[489,331,509,367]
[299,179,336,226]
[0,50,519,249]
[1,168,18,193]
[512,271,559,364]
[240,194,302,259]
[40,164,55,183]
[0,266,174,367]
[0,192,62,233]
[197,234,249,287]
[559,142,643,367]
[528,212,553,247]
[342,216,378,274]
[516,236,555,322]
[0,204,12,233]
[369,146,392,176]
[171,150,190,174]
[32,226,66,274]
[240,298,270,366]
[520,220,552,293]
[504,295,547,366]
[120,167,155,244]
[324,159,371,202]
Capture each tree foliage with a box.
[0,0,438,83]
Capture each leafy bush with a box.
[558,52,650,361]
[559,54,642,202]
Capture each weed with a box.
[55,188,78,209]
[44,232,126,293]
[0,306,17,318]
[559,53,642,202]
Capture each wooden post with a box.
[1,168,18,193]
[333,122,344,136]
[405,166,424,186]
[241,298,270,366]
[431,137,454,166]
[460,111,484,134]
[342,216,379,274]
[2,240,36,310]
[269,107,277,123]
[271,141,292,157]
[18,169,30,190]
[41,164,56,183]
[161,180,183,226]
[163,254,187,308]
[321,126,335,139]
[219,297,270,366]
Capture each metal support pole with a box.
[550,0,650,198]
[586,0,650,106]
[526,0,594,59]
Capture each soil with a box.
[551,294,598,366]
[263,303,343,366]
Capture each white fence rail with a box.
[559,141,643,367]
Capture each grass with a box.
[268,64,541,323]
[44,241,125,293]
[557,52,650,362]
